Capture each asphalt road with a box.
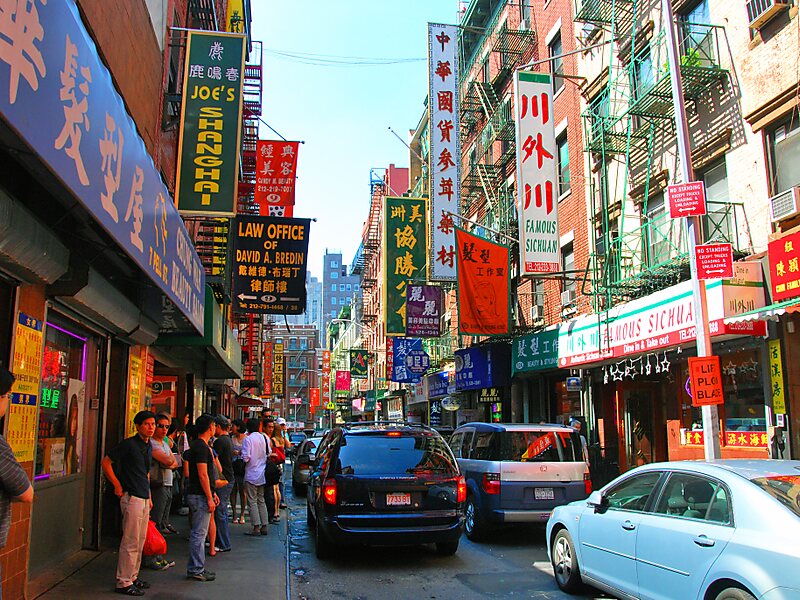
[285,465,608,600]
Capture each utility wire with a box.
[263,48,425,67]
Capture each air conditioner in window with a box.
[518,18,529,31]
[747,0,789,29]
[561,289,576,306]
[769,186,800,223]
[530,304,544,321]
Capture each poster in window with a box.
[65,379,85,475]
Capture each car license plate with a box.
[535,487,555,501]
[386,492,411,506]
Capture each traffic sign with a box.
[667,181,706,218]
[695,243,733,279]
[688,355,724,407]
[289,397,302,405]
[326,401,336,410]
[405,348,430,375]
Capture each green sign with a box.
[384,197,428,335]
[176,31,246,216]
[350,349,369,379]
[512,329,559,374]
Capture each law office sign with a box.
[175,30,246,216]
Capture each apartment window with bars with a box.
[557,132,570,196]
[549,33,564,94]
[645,192,669,267]
[701,160,732,243]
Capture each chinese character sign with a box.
[8,313,43,462]
[350,349,369,379]
[406,284,442,338]
[513,72,560,275]
[768,230,800,302]
[384,196,428,335]
[0,0,205,333]
[428,23,460,281]
[391,338,423,383]
[512,329,559,374]
[455,228,511,336]
[176,30,246,216]
[768,339,786,414]
[273,343,284,397]
[255,140,299,215]
[262,342,273,396]
[321,350,331,405]
[335,370,351,392]
[309,388,320,407]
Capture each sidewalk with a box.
[35,512,288,600]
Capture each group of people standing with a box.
[102,411,291,596]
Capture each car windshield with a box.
[336,433,458,476]
[290,433,305,442]
[495,431,583,462]
[750,475,800,518]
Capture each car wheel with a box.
[435,540,459,556]
[552,529,583,594]
[714,587,757,600]
[314,517,333,560]
[464,495,487,541]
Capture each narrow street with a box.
[285,466,606,600]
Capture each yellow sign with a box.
[126,347,146,437]
[8,313,43,462]
[768,339,786,414]
[226,0,246,33]
[326,401,336,410]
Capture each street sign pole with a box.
[663,0,720,459]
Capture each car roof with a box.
[455,422,576,433]
[340,423,438,436]
[629,459,800,481]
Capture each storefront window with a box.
[721,350,766,433]
[36,322,88,480]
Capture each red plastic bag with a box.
[143,520,167,556]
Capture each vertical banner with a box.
[126,347,146,437]
[350,350,369,379]
[335,370,351,392]
[176,31,246,216]
[226,0,246,32]
[321,350,331,407]
[406,284,443,337]
[514,72,560,275]
[262,342,273,396]
[455,228,511,335]
[768,339,786,414]
[391,338,423,383]
[384,196,428,335]
[428,23,461,281]
[8,313,43,462]
[273,342,285,398]
[309,388,320,408]
[255,141,299,215]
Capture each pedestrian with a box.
[230,419,247,524]
[212,416,234,553]
[143,414,177,572]
[101,410,157,596]
[269,419,287,518]
[183,414,218,582]
[274,418,290,510]
[263,418,280,524]
[0,368,34,590]
[165,421,182,523]
[241,418,269,536]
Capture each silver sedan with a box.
[292,436,323,493]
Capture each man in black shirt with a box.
[212,416,234,553]
[102,410,156,596]
[184,414,218,581]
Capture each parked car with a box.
[306,422,465,559]
[450,422,591,541]
[546,460,800,600]
[292,435,323,493]
[287,431,307,458]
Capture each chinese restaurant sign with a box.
[350,349,369,379]
[0,0,205,333]
[768,339,786,414]
[8,314,43,462]
[233,216,310,314]
[384,197,427,335]
[321,350,331,406]
[175,30,246,216]
[406,284,442,337]
[768,230,800,302]
[262,342,273,396]
[428,23,460,281]
[513,329,559,374]
[255,140,299,216]
[455,228,511,336]
[273,342,284,397]
[391,337,423,384]
[513,72,559,275]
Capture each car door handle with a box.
[693,535,715,548]
[621,520,636,531]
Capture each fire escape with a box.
[359,171,384,330]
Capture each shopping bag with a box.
[143,519,167,556]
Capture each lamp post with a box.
[330,319,379,423]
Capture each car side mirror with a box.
[586,490,607,512]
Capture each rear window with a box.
[495,431,583,462]
[750,475,800,518]
[336,433,458,476]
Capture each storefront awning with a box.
[724,297,800,323]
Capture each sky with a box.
[250,1,460,279]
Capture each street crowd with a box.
[102,410,291,596]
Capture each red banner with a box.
[255,140,299,215]
[455,228,511,335]
[321,350,331,405]
[309,388,320,407]
[768,230,800,302]
[262,342,273,396]
[335,370,351,391]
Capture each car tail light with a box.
[584,472,593,495]
[482,473,501,495]
[387,431,401,437]
[457,476,467,503]
[322,478,337,505]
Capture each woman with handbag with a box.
[268,419,287,523]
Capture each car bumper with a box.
[492,509,552,523]
[321,513,464,546]
[760,587,800,600]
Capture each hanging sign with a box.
[232,216,310,314]
[514,71,559,275]
[255,140,299,215]
[262,342,273,396]
[513,329,559,374]
[273,343,284,397]
[335,370,351,391]
[406,284,443,337]
[384,197,428,335]
[391,338,423,383]
[768,339,786,414]
[8,313,43,462]
[175,30,246,216]
[688,355,724,407]
[321,350,331,406]
[126,347,147,437]
[667,181,706,218]
[695,243,733,280]
[455,227,511,335]
[309,388,320,408]
[350,349,369,379]
[768,230,800,302]
[428,23,461,281]
[405,348,431,375]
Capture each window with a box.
[751,475,800,519]
[633,45,656,100]
[769,112,800,195]
[557,132,570,195]
[482,59,490,84]
[331,272,338,279]
[331,297,337,306]
[702,161,731,242]
[495,430,582,461]
[645,192,670,266]
[589,90,609,143]
[680,0,712,65]
[562,242,575,295]
[604,472,663,511]
[521,0,531,22]
[549,33,564,94]
[289,337,297,349]
[335,434,458,477]
[346,284,352,291]
[354,284,360,291]
[339,284,345,291]
[331,284,336,291]
[654,473,731,524]
[330,260,338,268]
[330,310,337,317]
[449,430,474,458]
[345,297,351,305]
[300,338,308,350]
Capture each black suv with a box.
[306,422,465,559]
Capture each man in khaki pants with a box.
[102,410,157,596]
